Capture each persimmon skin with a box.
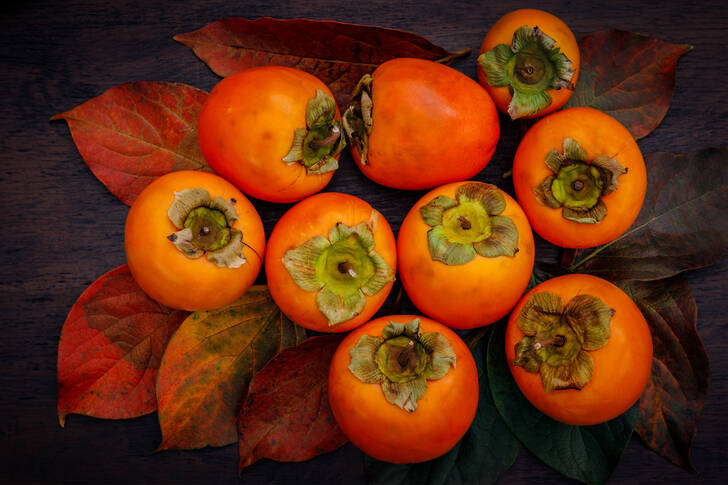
[505,274,653,426]
[353,58,499,190]
[125,171,265,311]
[513,107,647,248]
[328,315,479,463]
[397,182,535,329]
[477,9,580,118]
[197,66,339,203]
[265,193,396,333]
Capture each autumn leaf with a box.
[563,148,728,280]
[52,81,210,206]
[57,265,187,427]
[155,286,306,451]
[565,29,691,139]
[237,334,348,471]
[620,277,709,471]
[174,17,469,106]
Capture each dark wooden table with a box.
[1,0,726,483]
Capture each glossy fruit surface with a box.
[477,9,579,119]
[125,171,265,311]
[265,192,396,332]
[505,273,653,425]
[397,181,535,329]
[328,315,478,463]
[347,58,499,190]
[513,107,646,248]
[198,66,342,203]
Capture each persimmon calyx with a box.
[167,189,245,268]
[282,220,394,326]
[513,291,614,392]
[348,318,456,412]
[420,182,519,265]
[534,138,627,224]
[342,74,373,166]
[282,89,346,175]
[478,25,575,119]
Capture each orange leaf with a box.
[57,265,187,426]
[155,286,306,451]
[52,81,210,206]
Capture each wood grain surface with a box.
[1,0,726,483]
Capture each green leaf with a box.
[564,148,728,280]
[487,322,637,485]
[619,277,709,471]
[564,29,691,140]
[365,333,519,485]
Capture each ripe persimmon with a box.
[328,315,478,463]
[505,273,653,425]
[197,66,345,203]
[125,171,265,311]
[343,58,499,190]
[265,193,396,332]
[513,107,646,248]
[477,9,579,119]
[397,181,535,329]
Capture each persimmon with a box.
[125,171,265,311]
[197,66,345,203]
[512,107,646,248]
[343,58,499,190]
[328,315,478,463]
[265,193,396,332]
[397,181,535,329]
[505,273,653,425]
[477,9,579,119]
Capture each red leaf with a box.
[238,334,348,471]
[52,82,210,206]
[57,265,187,426]
[620,277,709,471]
[565,29,691,139]
[155,286,306,451]
[174,17,468,106]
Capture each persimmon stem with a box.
[457,216,472,230]
[309,125,341,149]
[533,335,565,350]
[435,48,471,64]
[338,261,357,278]
[397,340,415,369]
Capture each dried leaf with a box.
[174,17,468,106]
[57,265,186,426]
[565,29,691,139]
[564,148,728,280]
[51,82,209,206]
[620,277,709,471]
[237,335,348,471]
[155,286,306,451]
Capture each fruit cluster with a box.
[123,9,652,464]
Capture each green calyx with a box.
[167,189,245,268]
[534,138,628,224]
[282,220,394,326]
[348,318,456,412]
[477,25,575,119]
[420,182,519,265]
[342,74,373,166]
[513,291,614,392]
[282,89,346,175]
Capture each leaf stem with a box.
[435,48,471,64]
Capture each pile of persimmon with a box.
[121,7,653,465]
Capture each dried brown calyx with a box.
[513,291,614,392]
